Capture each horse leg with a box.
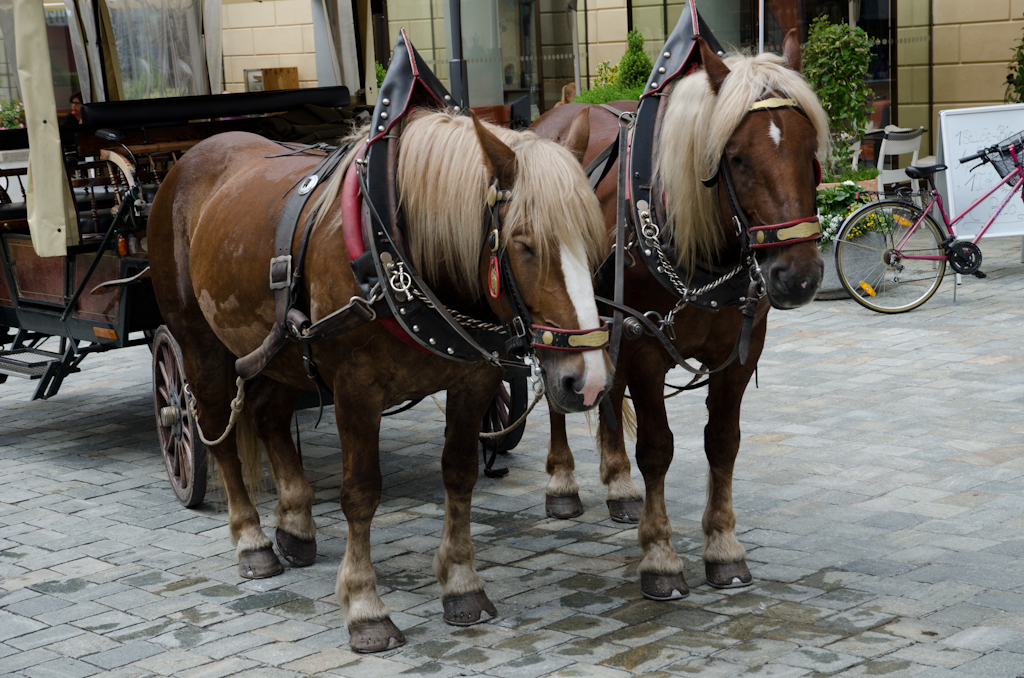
[597,378,644,523]
[434,374,501,625]
[246,379,316,567]
[188,358,282,578]
[544,411,583,519]
[702,365,755,588]
[334,386,401,652]
[628,365,688,600]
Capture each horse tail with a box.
[621,398,637,441]
[235,406,269,504]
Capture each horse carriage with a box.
[3,0,829,654]
[0,0,533,509]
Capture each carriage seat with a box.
[904,164,946,180]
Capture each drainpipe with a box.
[448,0,469,109]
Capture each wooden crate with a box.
[261,67,300,91]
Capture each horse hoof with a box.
[705,559,753,589]
[442,591,498,626]
[641,572,689,601]
[607,499,643,524]
[275,528,316,567]
[348,618,405,653]
[546,494,583,519]
[238,548,283,579]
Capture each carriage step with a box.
[0,348,75,379]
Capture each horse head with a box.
[470,111,614,413]
[400,110,613,413]
[659,30,829,310]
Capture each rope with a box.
[430,391,544,438]
[187,376,246,447]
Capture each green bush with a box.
[802,17,874,179]
[594,61,618,88]
[375,61,386,89]
[573,84,644,105]
[573,31,651,105]
[1007,15,1024,103]
[0,100,23,130]
[617,29,653,89]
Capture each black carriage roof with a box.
[0,86,350,152]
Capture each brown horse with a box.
[531,34,829,599]
[147,108,612,652]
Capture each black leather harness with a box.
[584,6,821,373]
[236,29,608,398]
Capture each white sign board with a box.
[937,104,1024,239]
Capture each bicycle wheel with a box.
[834,200,947,313]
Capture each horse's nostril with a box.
[560,374,579,396]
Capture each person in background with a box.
[61,91,82,125]
[554,82,576,107]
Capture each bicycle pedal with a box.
[973,270,987,279]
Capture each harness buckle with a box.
[349,295,378,322]
[298,174,319,195]
[513,316,527,338]
[733,215,742,237]
[269,255,292,290]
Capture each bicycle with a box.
[833,130,1024,313]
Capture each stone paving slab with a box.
[5,240,1024,675]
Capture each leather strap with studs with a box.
[531,322,610,352]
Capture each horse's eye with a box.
[513,240,535,257]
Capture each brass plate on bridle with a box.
[568,330,609,348]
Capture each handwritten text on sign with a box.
[938,104,1024,239]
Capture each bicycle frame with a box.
[896,162,1024,260]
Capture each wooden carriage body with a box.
[0,87,351,399]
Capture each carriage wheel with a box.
[481,373,529,454]
[152,326,207,507]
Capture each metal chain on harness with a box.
[408,286,508,334]
[635,202,744,304]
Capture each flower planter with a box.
[816,247,848,300]
[816,231,888,301]
[817,179,877,192]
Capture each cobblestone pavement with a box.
[5,240,1024,677]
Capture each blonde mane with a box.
[655,51,830,270]
[315,110,605,296]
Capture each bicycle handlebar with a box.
[960,147,995,163]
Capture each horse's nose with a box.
[561,373,587,399]
[771,261,823,299]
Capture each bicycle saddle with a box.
[905,164,947,179]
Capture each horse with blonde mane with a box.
[148,99,612,651]
[532,28,828,599]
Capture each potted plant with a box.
[802,16,875,182]
[0,100,24,130]
[815,180,869,297]
[574,29,651,105]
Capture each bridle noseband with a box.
[483,180,609,357]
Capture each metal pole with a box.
[448,0,469,109]
[569,1,580,97]
[758,0,764,54]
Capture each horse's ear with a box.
[698,37,730,95]
[562,107,590,164]
[782,28,801,72]
[471,111,517,188]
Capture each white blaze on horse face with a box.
[768,120,782,147]
[560,245,606,407]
